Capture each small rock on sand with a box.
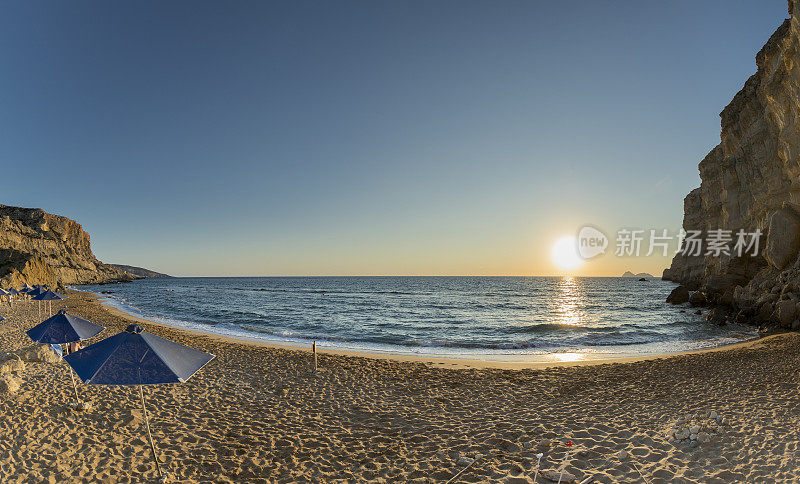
[456,456,474,467]
[538,438,551,448]
[617,450,628,459]
[76,401,93,412]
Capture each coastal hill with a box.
[664,1,800,325]
[0,205,160,288]
[110,264,171,279]
[622,271,653,278]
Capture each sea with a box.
[75,276,758,363]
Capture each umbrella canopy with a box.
[26,309,105,345]
[65,324,214,385]
[64,324,214,480]
[0,289,8,296]
[6,288,19,295]
[27,286,46,297]
[33,290,66,301]
[18,283,33,292]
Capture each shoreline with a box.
[3,288,800,481]
[89,289,775,370]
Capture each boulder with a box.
[776,299,797,328]
[764,204,800,269]
[667,286,690,304]
[17,344,61,364]
[689,291,707,307]
[0,375,20,393]
[706,307,728,325]
[758,302,774,323]
[0,358,24,374]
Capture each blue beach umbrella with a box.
[33,290,66,317]
[27,286,47,318]
[27,309,104,344]
[65,324,215,479]
[34,290,65,300]
[5,288,18,308]
[27,309,105,400]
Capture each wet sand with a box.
[1,289,799,482]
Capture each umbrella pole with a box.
[139,385,163,480]
[69,366,80,402]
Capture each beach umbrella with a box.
[27,286,47,318]
[64,324,215,480]
[26,309,105,400]
[5,288,18,308]
[18,284,33,301]
[33,290,66,316]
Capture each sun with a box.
[551,236,582,271]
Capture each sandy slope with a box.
[0,290,798,483]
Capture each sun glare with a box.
[551,236,582,271]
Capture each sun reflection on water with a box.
[554,352,585,362]
[556,276,585,327]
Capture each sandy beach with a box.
[1,290,799,483]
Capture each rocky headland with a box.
[109,264,171,279]
[0,205,155,289]
[664,0,800,329]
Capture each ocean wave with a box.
[77,277,759,358]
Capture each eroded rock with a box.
[764,204,800,270]
[689,291,707,306]
[667,286,690,304]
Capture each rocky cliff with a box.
[664,0,800,327]
[0,205,135,289]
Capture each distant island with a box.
[622,271,654,278]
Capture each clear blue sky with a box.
[0,1,789,276]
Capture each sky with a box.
[0,0,790,277]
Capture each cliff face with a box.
[0,205,134,288]
[665,1,800,326]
